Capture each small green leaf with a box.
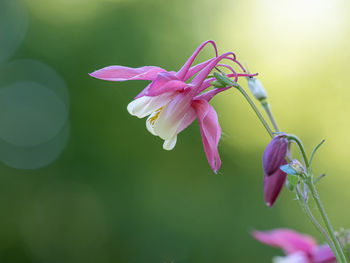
[313,174,326,185]
[287,174,299,191]
[309,139,326,165]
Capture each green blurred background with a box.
[1,0,350,262]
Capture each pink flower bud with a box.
[263,135,288,176]
[262,135,288,207]
[264,161,287,207]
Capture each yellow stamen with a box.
[149,106,164,126]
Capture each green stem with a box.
[261,100,280,132]
[286,135,310,171]
[296,187,338,259]
[220,73,347,261]
[306,179,348,263]
[234,85,274,138]
[289,135,347,263]
[213,73,274,138]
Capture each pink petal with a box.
[192,99,221,173]
[146,80,187,96]
[312,244,336,263]
[194,87,230,102]
[220,55,247,73]
[134,82,152,99]
[190,52,235,94]
[196,78,214,94]
[184,58,216,81]
[182,87,229,134]
[89,65,166,81]
[153,89,194,140]
[252,229,317,256]
[177,107,196,133]
[143,72,187,97]
[193,72,259,99]
[176,40,218,80]
[263,135,288,175]
[264,162,287,207]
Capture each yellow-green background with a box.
[1,0,350,262]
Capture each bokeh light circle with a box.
[0,0,28,63]
[0,81,68,147]
[0,59,70,108]
[0,123,70,169]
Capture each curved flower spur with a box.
[89,40,256,173]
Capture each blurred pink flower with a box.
[90,40,254,173]
[253,229,336,263]
[262,135,288,206]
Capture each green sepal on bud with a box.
[280,160,304,176]
[213,72,238,88]
[280,160,304,191]
[286,174,299,191]
[289,159,305,175]
[210,80,227,88]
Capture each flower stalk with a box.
[215,72,348,262]
[260,99,280,132]
[306,178,348,263]
[213,73,274,138]
[235,84,274,138]
[295,185,338,260]
[288,135,348,263]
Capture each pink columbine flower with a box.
[90,40,255,173]
[252,229,336,263]
[263,134,288,207]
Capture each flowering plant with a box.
[90,40,349,262]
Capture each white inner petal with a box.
[163,135,177,150]
[273,252,308,263]
[127,96,152,118]
[131,91,194,151]
[146,113,158,136]
[127,92,176,119]
[153,102,189,140]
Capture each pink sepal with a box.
[176,40,218,80]
[192,99,221,173]
[252,229,317,256]
[89,65,166,81]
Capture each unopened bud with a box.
[263,134,288,207]
[263,135,288,176]
[247,77,267,101]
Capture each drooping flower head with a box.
[262,134,288,206]
[252,229,336,263]
[90,40,256,173]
